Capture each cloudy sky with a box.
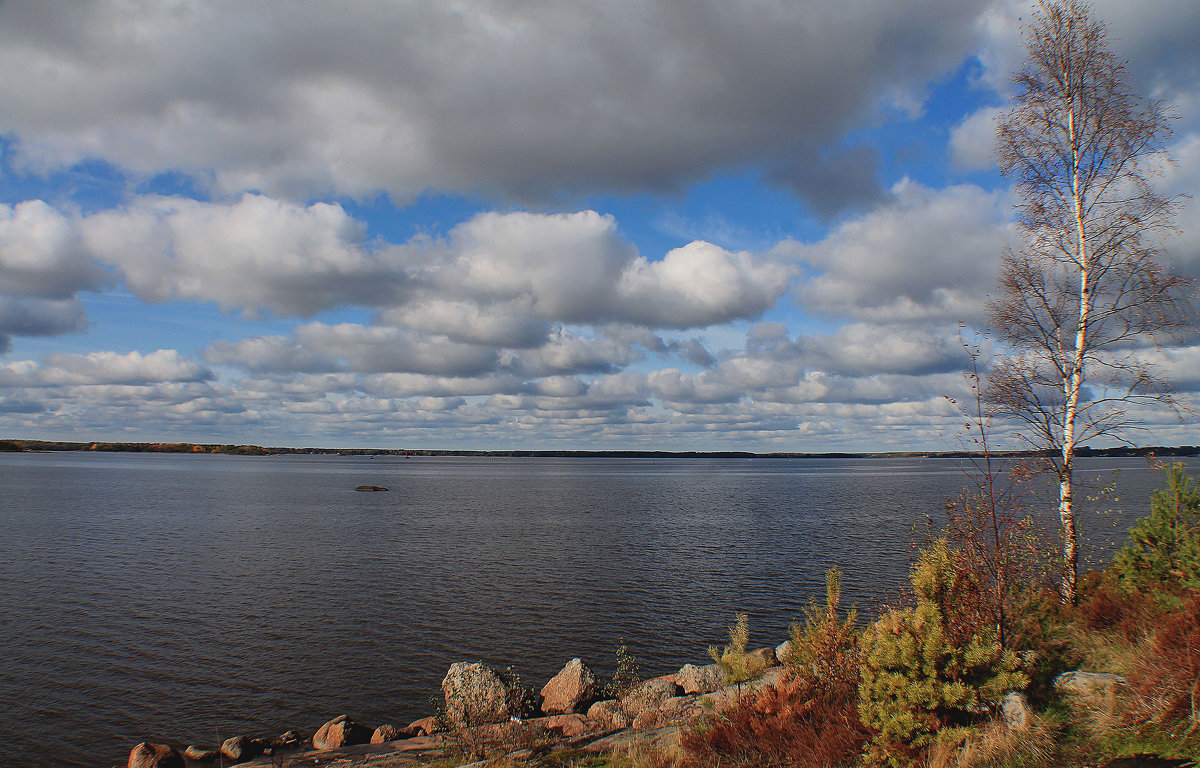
[1,0,1197,451]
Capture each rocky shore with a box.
[124,640,802,768]
[125,641,1136,768]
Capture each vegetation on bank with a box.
[414,463,1200,768]
[674,462,1200,768]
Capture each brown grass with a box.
[923,714,1056,768]
[677,669,868,768]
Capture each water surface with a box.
[0,452,1190,767]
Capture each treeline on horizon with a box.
[1,438,1198,459]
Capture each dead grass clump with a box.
[923,714,1056,768]
[1124,595,1200,736]
[678,667,868,768]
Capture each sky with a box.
[0,0,1198,451]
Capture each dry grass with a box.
[923,714,1057,768]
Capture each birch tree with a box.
[989,0,1190,602]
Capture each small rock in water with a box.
[269,729,305,748]
[354,485,389,491]
[370,724,405,744]
[312,714,373,750]
[183,745,220,761]
[407,716,440,736]
[128,742,185,768]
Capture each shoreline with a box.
[3,437,1198,459]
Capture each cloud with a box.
[0,349,212,387]
[0,296,89,353]
[0,200,104,349]
[0,200,107,298]
[790,180,1014,323]
[949,106,1004,170]
[81,194,407,317]
[799,323,970,377]
[0,0,990,202]
[767,143,886,220]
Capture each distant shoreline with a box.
[1,438,1197,460]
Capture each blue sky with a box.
[0,0,1198,451]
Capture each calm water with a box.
[0,452,1193,767]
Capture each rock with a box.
[269,730,305,748]
[585,699,630,730]
[354,485,388,491]
[407,716,441,736]
[127,743,185,768]
[220,735,262,763]
[775,640,794,663]
[1002,691,1032,731]
[540,658,598,715]
[529,713,590,739]
[312,714,373,750]
[676,663,724,694]
[660,695,702,719]
[581,724,686,757]
[442,661,516,726]
[748,646,778,667]
[371,724,406,744]
[631,708,668,729]
[1054,671,1127,701]
[620,677,678,718]
[183,746,219,761]
[699,666,787,713]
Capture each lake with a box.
[0,452,1192,767]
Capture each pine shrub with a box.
[708,613,767,687]
[858,540,1028,767]
[1113,463,1200,609]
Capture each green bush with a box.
[605,641,643,699]
[1113,463,1200,609]
[858,540,1028,767]
[787,567,859,688]
[708,613,767,687]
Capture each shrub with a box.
[858,540,1028,768]
[1005,585,1078,702]
[1113,463,1200,609]
[680,569,868,768]
[708,613,767,688]
[787,567,860,690]
[606,641,643,699]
